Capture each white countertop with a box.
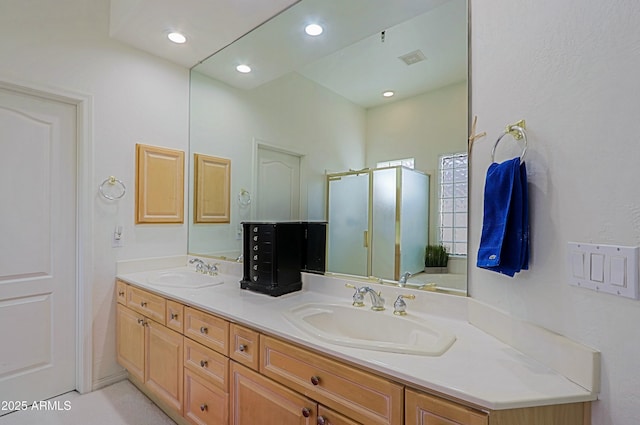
[117,264,598,411]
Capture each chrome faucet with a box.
[360,286,385,311]
[393,294,415,316]
[189,258,219,275]
[189,258,206,273]
[398,271,411,287]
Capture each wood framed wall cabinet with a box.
[136,143,185,224]
[194,153,231,223]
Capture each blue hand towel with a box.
[477,157,529,276]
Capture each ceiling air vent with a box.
[398,49,426,66]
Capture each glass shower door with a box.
[327,173,369,276]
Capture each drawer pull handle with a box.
[200,360,208,368]
[317,416,327,425]
[118,291,125,296]
[238,344,247,352]
[140,301,147,307]
[310,375,320,386]
[200,404,208,412]
[170,313,178,320]
[301,407,311,418]
[200,326,208,334]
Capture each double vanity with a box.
[115,257,598,425]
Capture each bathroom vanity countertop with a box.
[117,265,598,411]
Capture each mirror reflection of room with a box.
[188,0,468,293]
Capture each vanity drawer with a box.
[318,405,362,425]
[184,337,229,392]
[184,368,229,425]
[166,300,184,333]
[184,307,229,356]
[127,285,166,324]
[116,280,127,305]
[260,335,403,425]
[230,323,259,371]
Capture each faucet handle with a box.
[344,283,365,307]
[393,294,416,316]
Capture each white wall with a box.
[470,1,640,423]
[366,81,468,247]
[0,0,190,388]
[189,71,366,256]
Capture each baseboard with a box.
[92,370,128,391]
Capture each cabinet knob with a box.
[140,301,147,307]
[310,375,320,386]
[317,416,327,425]
[200,326,208,334]
[118,291,125,296]
[238,344,247,352]
[200,404,208,412]
[137,318,143,325]
[301,407,311,418]
[200,360,208,368]
[170,313,178,320]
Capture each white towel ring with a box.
[491,125,527,164]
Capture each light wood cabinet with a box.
[185,306,229,356]
[405,388,590,425]
[116,283,183,416]
[230,361,317,425]
[127,285,166,324]
[317,406,362,425]
[116,280,127,305]
[184,368,229,425]
[117,281,591,425]
[229,323,259,371]
[406,389,488,425]
[116,303,145,382]
[145,318,184,414]
[260,335,403,425]
[167,300,185,333]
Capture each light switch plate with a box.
[567,242,639,300]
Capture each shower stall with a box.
[326,166,429,281]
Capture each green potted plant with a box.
[424,244,449,274]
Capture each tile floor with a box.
[0,380,175,425]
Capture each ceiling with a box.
[110,0,467,108]
[109,0,300,68]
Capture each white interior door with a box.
[0,87,77,409]
[256,146,301,221]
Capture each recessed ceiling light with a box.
[382,91,395,98]
[305,24,323,36]
[236,64,252,74]
[167,32,186,44]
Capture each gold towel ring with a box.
[491,125,527,164]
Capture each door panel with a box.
[0,87,77,407]
[256,146,301,221]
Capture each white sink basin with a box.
[146,269,224,289]
[285,303,456,356]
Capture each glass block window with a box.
[439,152,468,256]
[376,158,415,169]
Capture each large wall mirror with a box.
[188,0,469,294]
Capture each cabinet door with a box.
[405,389,488,425]
[116,304,145,382]
[184,368,229,425]
[230,362,316,425]
[146,319,184,414]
